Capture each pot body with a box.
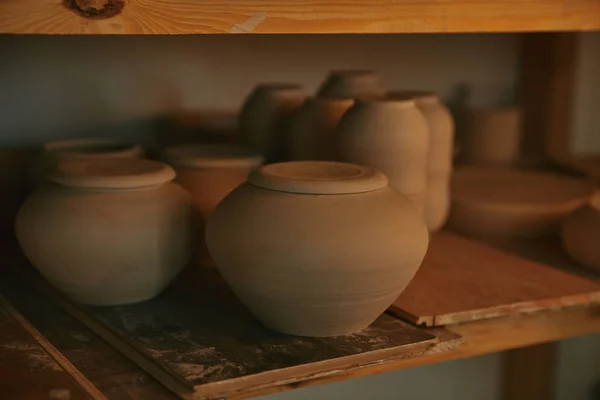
[206,163,429,337]
[16,181,194,305]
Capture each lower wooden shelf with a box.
[0,233,599,400]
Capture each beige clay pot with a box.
[31,138,144,188]
[317,70,387,100]
[239,84,305,163]
[448,167,594,239]
[464,107,521,166]
[206,161,429,337]
[288,97,354,161]
[337,99,430,211]
[16,159,194,305]
[562,192,600,273]
[389,91,455,231]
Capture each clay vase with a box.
[206,161,429,337]
[16,158,194,306]
[31,138,144,188]
[317,70,387,100]
[562,191,600,273]
[389,91,454,231]
[162,144,263,219]
[239,84,306,163]
[288,97,354,161]
[464,107,521,166]
[337,99,430,213]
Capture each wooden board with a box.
[0,295,105,400]
[389,232,600,326]
[1,0,600,34]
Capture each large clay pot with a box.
[337,99,430,212]
[207,161,429,337]
[464,107,521,166]
[31,138,144,188]
[389,91,454,231]
[562,192,600,273]
[239,84,305,163]
[288,97,354,161]
[317,70,386,100]
[16,159,194,306]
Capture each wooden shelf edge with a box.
[1,0,600,34]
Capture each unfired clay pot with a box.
[562,191,600,273]
[317,70,386,100]
[239,84,306,163]
[337,99,430,212]
[464,107,521,166]
[389,91,454,231]
[31,138,144,188]
[16,159,194,306]
[288,97,354,161]
[448,167,594,239]
[206,161,429,337]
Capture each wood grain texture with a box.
[1,0,600,34]
[389,232,600,326]
[503,343,557,400]
[520,32,579,165]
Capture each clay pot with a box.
[317,70,386,100]
[239,84,306,163]
[207,161,429,337]
[337,99,430,212]
[448,167,594,239]
[288,97,354,161]
[389,91,455,231]
[31,138,144,188]
[562,192,600,273]
[16,159,194,305]
[464,107,521,166]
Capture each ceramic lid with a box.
[248,161,388,195]
[49,159,176,189]
[163,144,263,169]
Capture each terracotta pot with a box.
[337,99,430,211]
[207,161,429,337]
[317,70,386,100]
[16,159,194,305]
[464,107,521,166]
[288,97,354,161]
[448,167,594,239]
[31,138,144,188]
[239,84,305,163]
[562,192,600,273]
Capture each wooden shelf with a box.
[1,0,600,34]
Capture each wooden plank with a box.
[520,32,580,165]
[388,232,600,326]
[1,0,600,34]
[0,295,102,400]
[503,343,557,400]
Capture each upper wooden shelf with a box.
[1,0,600,34]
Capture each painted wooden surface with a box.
[389,232,600,326]
[1,0,600,34]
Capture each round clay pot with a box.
[16,158,194,306]
[288,97,354,161]
[448,167,594,239]
[337,99,430,211]
[206,161,429,337]
[239,84,306,163]
[31,138,144,188]
[562,192,600,273]
[317,70,386,100]
[464,107,521,166]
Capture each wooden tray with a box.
[389,232,600,326]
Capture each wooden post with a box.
[520,32,579,165]
[503,343,558,400]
